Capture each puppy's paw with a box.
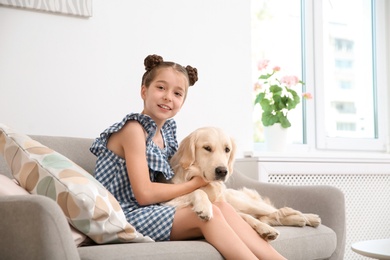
[257,226,279,241]
[193,202,213,221]
[270,208,308,227]
[304,214,321,227]
[289,215,307,227]
[261,231,279,241]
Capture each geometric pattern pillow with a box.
[0,124,153,244]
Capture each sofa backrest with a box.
[0,135,97,179]
[0,134,248,189]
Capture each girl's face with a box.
[141,67,188,124]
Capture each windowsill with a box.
[240,150,390,164]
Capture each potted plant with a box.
[254,60,312,151]
[254,60,312,128]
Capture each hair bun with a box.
[185,65,198,86]
[144,54,164,71]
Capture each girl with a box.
[90,54,286,260]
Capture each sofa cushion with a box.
[270,225,337,260]
[78,241,224,260]
[0,124,153,244]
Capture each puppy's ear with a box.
[175,132,197,169]
[228,137,237,174]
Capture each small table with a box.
[351,239,390,260]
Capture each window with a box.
[251,0,388,152]
[251,0,303,145]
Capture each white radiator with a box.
[235,156,390,260]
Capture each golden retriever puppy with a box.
[165,127,236,221]
[165,127,321,241]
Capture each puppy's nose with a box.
[215,166,228,180]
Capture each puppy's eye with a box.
[203,146,212,152]
[225,147,231,153]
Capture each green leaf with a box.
[269,85,282,93]
[259,71,275,80]
[254,92,265,105]
[275,96,287,110]
[259,74,271,79]
[260,98,273,112]
[261,111,278,126]
[286,88,300,110]
[278,113,291,128]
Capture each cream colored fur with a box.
[166,127,235,220]
[165,127,321,241]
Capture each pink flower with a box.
[272,66,281,72]
[280,75,300,87]
[253,82,262,91]
[302,92,313,99]
[257,60,269,71]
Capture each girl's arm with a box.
[108,121,207,206]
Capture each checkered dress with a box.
[90,113,177,241]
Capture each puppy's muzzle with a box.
[215,166,228,180]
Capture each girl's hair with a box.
[141,54,198,88]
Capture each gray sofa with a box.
[0,135,346,260]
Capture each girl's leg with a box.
[214,201,287,260]
[170,205,257,260]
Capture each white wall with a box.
[0,0,253,157]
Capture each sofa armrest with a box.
[227,169,346,260]
[0,195,80,260]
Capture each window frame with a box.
[253,0,389,154]
[311,0,388,152]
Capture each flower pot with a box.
[264,123,288,152]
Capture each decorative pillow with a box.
[0,175,88,247]
[0,124,153,244]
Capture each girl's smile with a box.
[158,104,172,111]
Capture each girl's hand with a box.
[190,176,209,189]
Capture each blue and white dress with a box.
[90,113,177,241]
